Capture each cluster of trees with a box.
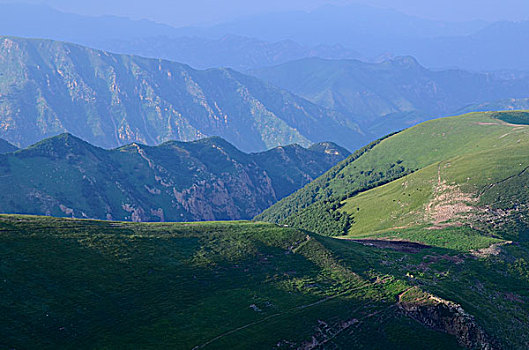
[280,164,413,236]
[257,132,399,223]
[284,200,353,237]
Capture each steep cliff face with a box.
[398,290,499,350]
[0,134,348,221]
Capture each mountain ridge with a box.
[250,57,529,139]
[0,133,349,222]
[0,35,365,152]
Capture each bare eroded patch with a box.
[424,163,478,229]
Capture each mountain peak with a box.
[20,133,102,159]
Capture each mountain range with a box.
[0,133,348,221]
[250,57,529,138]
[0,3,181,44]
[0,36,364,152]
[4,35,529,155]
[189,4,529,71]
[96,35,362,71]
[1,2,529,71]
[2,3,529,349]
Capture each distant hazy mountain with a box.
[195,4,486,48]
[0,3,180,44]
[0,139,18,154]
[174,6,529,71]
[0,4,363,71]
[458,98,529,114]
[0,36,365,152]
[1,2,527,71]
[392,21,529,71]
[0,134,349,221]
[250,57,529,138]
[96,35,362,70]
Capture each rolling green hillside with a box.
[4,214,529,349]
[0,134,348,222]
[250,57,529,139]
[257,111,529,238]
[0,36,364,152]
[0,138,18,154]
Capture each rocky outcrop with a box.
[398,291,500,350]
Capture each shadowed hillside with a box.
[3,215,520,349]
[0,134,348,222]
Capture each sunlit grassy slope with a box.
[341,142,529,238]
[258,111,529,244]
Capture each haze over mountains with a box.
[3,2,529,348]
[1,2,529,71]
[250,57,529,138]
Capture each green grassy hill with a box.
[4,214,529,349]
[0,134,348,222]
[257,111,529,239]
[0,36,365,152]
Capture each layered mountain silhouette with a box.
[0,133,348,221]
[250,57,529,138]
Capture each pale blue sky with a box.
[1,0,528,26]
